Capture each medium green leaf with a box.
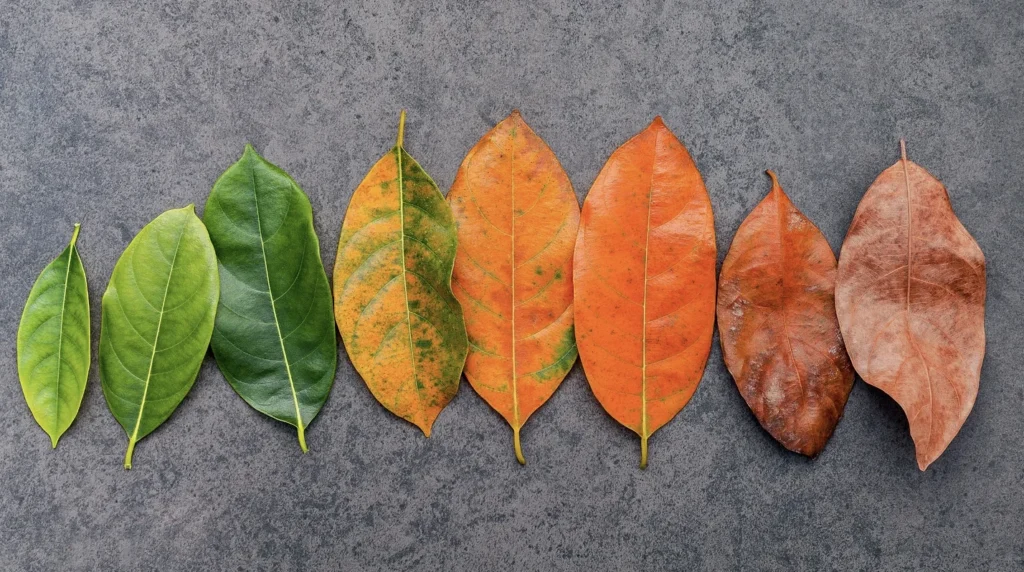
[100,206,219,469]
[203,145,337,452]
[333,112,468,436]
[17,224,90,448]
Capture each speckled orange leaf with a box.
[574,117,716,468]
[718,171,855,457]
[334,112,468,436]
[448,111,580,464]
[836,141,986,470]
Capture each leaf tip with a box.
[917,454,933,471]
[50,435,60,449]
[650,115,666,128]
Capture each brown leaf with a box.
[718,171,855,457]
[836,141,986,470]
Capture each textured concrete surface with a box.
[1,1,1021,570]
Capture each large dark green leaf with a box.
[17,224,90,448]
[204,145,337,451]
[100,206,219,469]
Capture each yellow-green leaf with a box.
[17,224,90,448]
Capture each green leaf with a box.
[99,206,219,469]
[333,112,468,436]
[17,224,90,448]
[203,145,337,452]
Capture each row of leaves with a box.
[17,112,985,471]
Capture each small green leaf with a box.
[203,145,337,451]
[17,224,90,448]
[100,206,219,469]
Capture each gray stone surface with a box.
[0,0,1021,570]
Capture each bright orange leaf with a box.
[573,117,717,468]
[448,111,580,464]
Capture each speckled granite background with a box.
[0,1,1021,570]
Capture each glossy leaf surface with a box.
[718,172,854,457]
[574,117,716,468]
[204,145,337,452]
[836,142,986,470]
[100,207,218,468]
[335,113,467,436]
[17,224,90,447]
[448,111,580,463]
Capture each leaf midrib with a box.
[50,243,74,435]
[772,186,806,397]
[396,146,424,424]
[638,127,662,466]
[49,235,77,441]
[900,149,938,454]
[249,162,307,451]
[128,220,187,461]
[509,129,520,443]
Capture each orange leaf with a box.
[448,111,580,464]
[718,171,855,457]
[836,141,986,470]
[573,117,716,468]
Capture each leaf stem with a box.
[514,426,525,465]
[640,435,649,469]
[124,439,136,470]
[900,139,907,161]
[297,426,308,453]
[396,109,406,148]
[70,223,81,247]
